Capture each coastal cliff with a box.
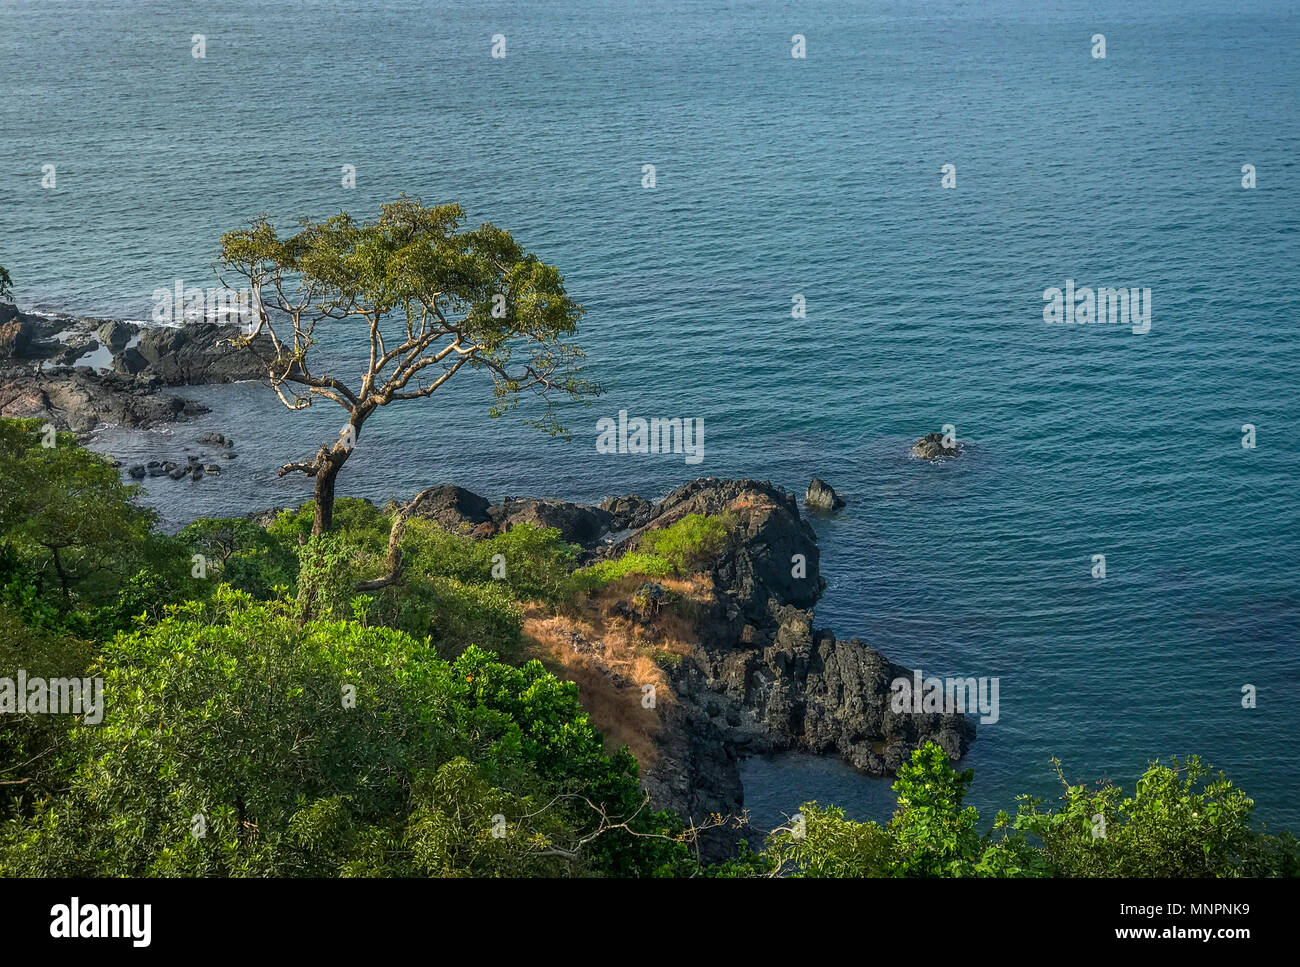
[418,476,976,859]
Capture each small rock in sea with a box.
[146,460,161,468]
[147,465,167,477]
[127,464,146,479]
[223,451,237,459]
[190,468,203,481]
[198,432,228,446]
[203,464,220,473]
[804,477,845,512]
[912,432,960,460]
[168,468,187,480]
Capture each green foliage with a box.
[887,742,986,876]
[639,514,732,570]
[218,196,595,439]
[755,744,1047,878]
[266,498,389,550]
[0,590,689,877]
[294,532,357,622]
[0,419,192,640]
[0,609,94,811]
[570,514,733,593]
[764,803,894,877]
[179,517,298,599]
[363,575,523,661]
[572,551,676,591]
[400,518,578,604]
[1013,756,1296,878]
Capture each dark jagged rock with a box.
[912,431,959,459]
[0,314,34,358]
[246,507,291,528]
[0,366,207,435]
[489,496,612,547]
[96,320,136,353]
[622,477,824,621]
[804,476,845,512]
[408,484,493,532]
[579,478,975,861]
[599,494,653,531]
[124,323,269,385]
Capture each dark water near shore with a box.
[3,0,1298,831]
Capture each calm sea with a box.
[2,0,1297,833]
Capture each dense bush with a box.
[757,743,1295,878]
[571,513,733,592]
[0,589,690,877]
[0,609,94,812]
[0,420,193,641]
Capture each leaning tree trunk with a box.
[312,459,338,536]
[311,446,350,536]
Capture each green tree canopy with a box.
[217,197,595,536]
[0,589,689,877]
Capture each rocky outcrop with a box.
[621,477,824,621]
[912,432,959,459]
[0,308,272,437]
[0,367,206,435]
[0,312,33,358]
[580,477,975,860]
[120,322,269,384]
[489,497,612,547]
[96,320,135,353]
[599,494,653,531]
[804,477,845,512]
[410,485,494,532]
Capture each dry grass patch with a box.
[520,574,716,769]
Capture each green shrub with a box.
[0,589,690,877]
[0,608,94,811]
[640,513,732,570]
[1013,756,1296,878]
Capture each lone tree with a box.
[218,197,593,535]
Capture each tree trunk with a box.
[311,451,347,537]
[49,545,70,602]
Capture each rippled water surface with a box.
[3,0,1297,830]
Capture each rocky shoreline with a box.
[3,305,976,859]
[385,476,976,860]
[0,304,268,436]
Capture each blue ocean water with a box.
[2,0,1297,833]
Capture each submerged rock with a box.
[912,431,960,459]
